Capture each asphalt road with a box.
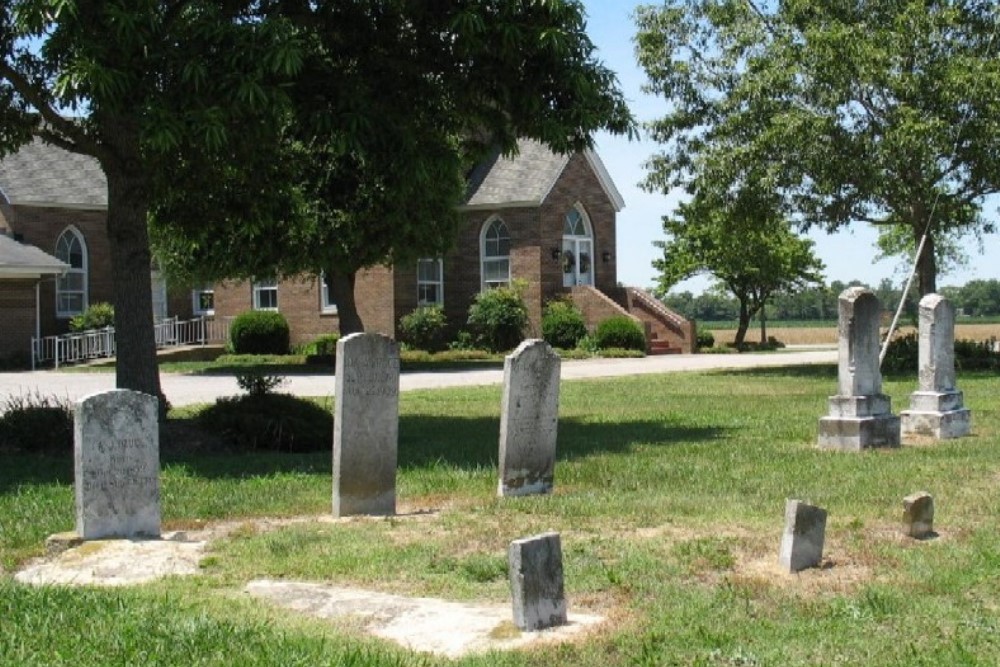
[0,348,837,408]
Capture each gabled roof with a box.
[0,138,107,209]
[462,138,624,212]
[0,233,68,277]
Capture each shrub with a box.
[541,299,587,349]
[235,371,287,397]
[448,330,478,351]
[228,311,290,355]
[881,333,918,373]
[593,316,646,352]
[0,392,73,455]
[69,302,115,332]
[884,333,1000,373]
[695,328,715,350]
[466,284,529,353]
[294,334,339,356]
[196,394,332,453]
[399,305,448,352]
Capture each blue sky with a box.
[582,1,1000,294]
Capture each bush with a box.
[399,305,448,352]
[228,311,290,355]
[883,333,1000,373]
[196,394,331,453]
[69,302,115,332]
[235,371,287,397]
[294,334,339,356]
[541,299,587,349]
[695,328,715,350]
[593,316,647,352]
[467,284,529,353]
[0,392,73,455]
[881,333,918,373]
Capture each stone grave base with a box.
[818,414,901,450]
[245,580,603,658]
[900,408,971,439]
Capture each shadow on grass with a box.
[708,363,837,379]
[0,455,73,492]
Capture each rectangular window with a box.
[417,258,443,306]
[252,278,278,310]
[192,285,215,316]
[482,258,510,289]
[320,273,338,313]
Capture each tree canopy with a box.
[654,194,824,346]
[151,0,636,334]
[635,0,1000,296]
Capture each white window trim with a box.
[319,272,338,314]
[54,225,88,318]
[252,278,278,311]
[417,258,444,306]
[192,285,215,316]
[480,216,511,291]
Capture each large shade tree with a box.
[0,2,303,402]
[151,0,636,335]
[635,0,1000,297]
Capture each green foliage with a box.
[466,285,529,353]
[541,298,588,349]
[593,316,647,352]
[447,330,478,351]
[69,303,115,332]
[399,306,448,353]
[695,328,715,350]
[235,372,287,397]
[196,395,331,453]
[636,0,1000,295]
[0,392,73,455]
[228,311,290,356]
[883,333,1000,373]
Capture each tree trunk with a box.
[915,228,937,296]
[759,304,767,344]
[734,299,751,348]
[329,270,364,335]
[102,153,164,411]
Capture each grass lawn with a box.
[3,366,1000,665]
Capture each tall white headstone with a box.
[498,339,561,497]
[900,294,971,439]
[818,287,900,450]
[333,332,399,517]
[75,389,160,540]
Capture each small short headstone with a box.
[508,532,567,631]
[778,499,827,573]
[498,339,561,497]
[75,389,160,540]
[818,287,900,450]
[901,294,971,439]
[903,492,934,539]
[333,332,399,517]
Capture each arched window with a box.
[55,227,88,317]
[561,204,594,287]
[480,217,511,290]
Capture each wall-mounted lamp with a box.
[601,251,611,263]
[551,247,561,261]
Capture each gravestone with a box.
[498,339,561,497]
[778,499,827,573]
[75,389,160,540]
[818,287,900,450]
[903,491,934,539]
[333,332,399,517]
[900,294,971,439]
[508,532,567,631]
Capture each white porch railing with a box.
[31,315,230,369]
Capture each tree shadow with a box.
[708,363,837,380]
[0,455,73,492]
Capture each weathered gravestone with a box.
[333,332,399,517]
[498,339,561,497]
[900,294,971,439]
[508,532,567,631]
[818,287,900,450]
[75,389,160,540]
[903,491,935,539]
[778,499,827,573]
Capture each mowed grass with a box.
[2,366,1000,665]
[710,321,1000,346]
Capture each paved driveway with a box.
[0,348,837,408]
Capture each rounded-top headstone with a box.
[837,287,883,397]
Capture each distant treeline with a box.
[662,278,1000,322]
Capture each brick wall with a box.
[0,279,38,359]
